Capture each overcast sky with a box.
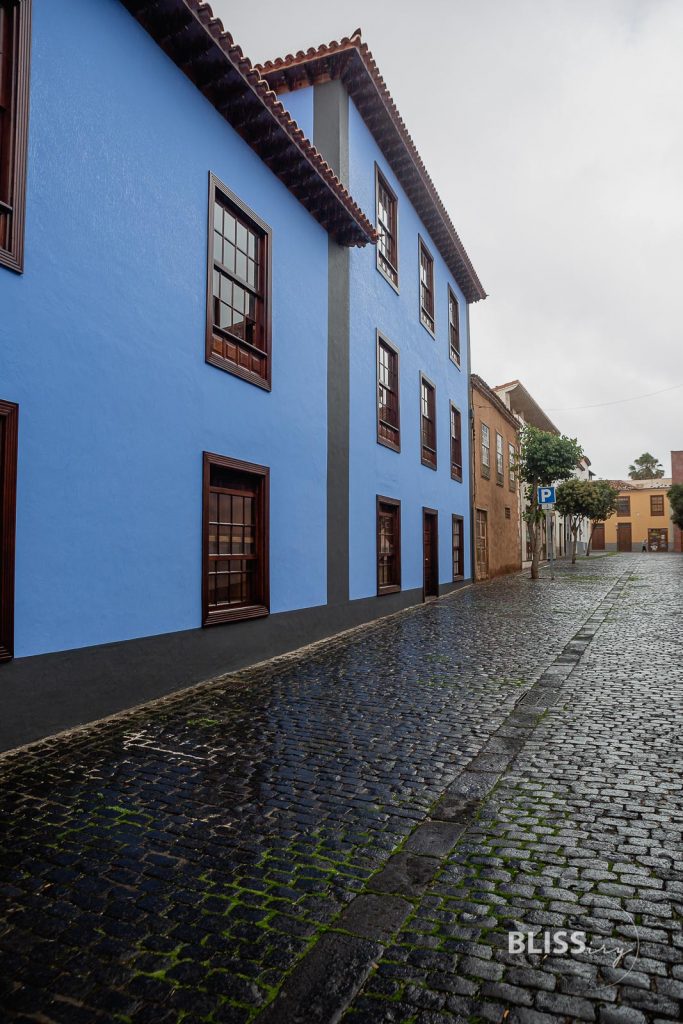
[214,0,682,479]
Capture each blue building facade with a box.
[0,1,484,747]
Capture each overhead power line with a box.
[546,382,683,412]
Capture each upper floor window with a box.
[616,495,630,516]
[481,423,490,478]
[203,453,269,626]
[377,333,400,451]
[508,442,516,491]
[377,496,401,594]
[0,0,31,274]
[418,237,435,334]
[375,167,398,288]
[651,494,664,516]
[450,403,462,481]
[448,287,460,365]
[207,174,271,389]
[420,375,436,469]
[495,432,504,485]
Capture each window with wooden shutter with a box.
[377,496,401,594]
[452,515,464,580]
[450,403,462,481]
[0,0,31,273]
[495,432,504,485]
[203,453,269,625]
[448,287,460,365]
[0,399,18,660]
[207,174,271,389]
[650,494,664,516]
[377,334,400,451]
[420,375,436,468]
[375,167,398,287]
[418,237,435,334]
[481,423,490,478]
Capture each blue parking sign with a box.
[538,486,556,505]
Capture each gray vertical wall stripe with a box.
[315,81,351,605]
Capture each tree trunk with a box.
[586,524,594,557]
[571,528,578,564]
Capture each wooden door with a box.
[592,523,605,551]
[617,522,632,552]
[422,509,439,599]
[475,509,489,580]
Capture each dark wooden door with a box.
[592,523,605,550]
[422,509,439,599]
[475,509,489,580]
[617,523,632,552]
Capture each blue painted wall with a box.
[347,99,472,599]
[281,88,314,143]
[0,0,329,657]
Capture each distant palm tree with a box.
[628,452,665,479]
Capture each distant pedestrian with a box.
[642,539,648,552]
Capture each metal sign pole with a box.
[547,510,555,580]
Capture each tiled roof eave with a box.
[258,38,486,303]
[119,1,376,247]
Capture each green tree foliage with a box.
[668,483,683,529]
[555,479,593,564]
[516,426,584,579]
[628,452,664,479]
[583,480,619,555]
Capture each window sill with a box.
[450,355,462,370]
[203,604,269,627]
[481,469,490,480]
[376,259,400,294]
[420,314,436,338]
[0,248,23,274]
[451,472,463,483]
[378,433,401,453]
[421,458,437,471]
[378,584,401,596]
[206,351,271,391]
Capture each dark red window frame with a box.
[377,332,400,452]
[206,173,272,390]
[202,452,269,627]
[452,514,464,580]
[420,374,437,469]
[418,236,435,335]
[450,402,462,481]
[377,495,401,595]
[0,0,31,274]
[448,286,460,365]
[375,165,398,288]
[0,399,18,661]
[616,495,630,517]
[650,494,664,516]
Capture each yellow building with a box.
[596,479,673,552]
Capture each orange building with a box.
[598,479,673,552]
[471,375,521,579]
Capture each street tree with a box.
[668,483,683,530]
[555,479,593,564]
[628,452,664,479]
[517,426,583,580]
[584,480,619,556]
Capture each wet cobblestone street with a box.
[1,554,681,1024]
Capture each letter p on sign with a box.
[538,486,556,506]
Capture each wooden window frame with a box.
[418,236,435,336]
[420,373,437,470]
[376,495,401,595]
[450,402,463,482]
[202,452,269,627]
[206,173,272,390]
[508,442,516,491]
[376,332,400,452]
[495,431,504,486]
[452,514,464,581]
[448,286,461,366]
[375,164,399,291]
[0,0,31,274]
[480,422,490,479]
[616,495,631,517]
[0,399,18,661]
[650,494,664,516]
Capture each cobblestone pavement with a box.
[1,554,681,1024]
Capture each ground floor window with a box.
[0,400,18,661]
[203,453,269,625]
[377,496,401,594]
[452,515,464,579]
[647,528,668,552]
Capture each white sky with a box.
[212,0,683,479]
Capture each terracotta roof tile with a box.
[120,0,376,246]
[258,31,486,303]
